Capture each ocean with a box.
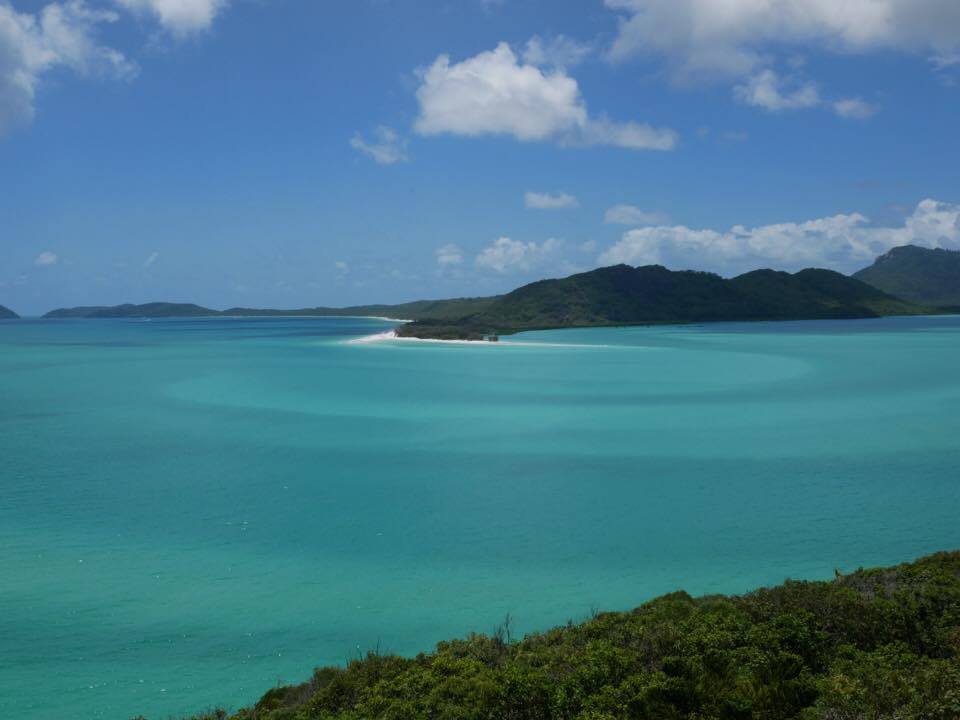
[1,315,958,719]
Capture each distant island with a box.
[42,297,496,321]
[853,244,960,308]
[0,304,18,319]
[34,245,960,338]
[170,550,960,720]
[397,264,923,340]
[44,302,216,319]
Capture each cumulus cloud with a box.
[0,0,136,137]
[475,236,563,273]
[604,204,668,226]
[606,0,960,81]
[113,0,226,35]
[350,125,408,165]
[734,70,820,112]
[522,34,592,70]
[414,42,677,151]
[598,199,960,276]
[525,191,579,209]
[435,243,464,267]
[35,250,58,265]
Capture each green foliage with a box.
[400,264,925,339]
[853,244,960,307]
[167,552,960,720]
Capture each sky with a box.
[2,0,960,315]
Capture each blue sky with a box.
[2,0,960,314]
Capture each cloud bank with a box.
[606,0,960,81]
[598,199,960,276]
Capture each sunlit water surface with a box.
[2,315,959,719]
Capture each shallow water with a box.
[1,315,959,719]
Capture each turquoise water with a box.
[2,315,959,719]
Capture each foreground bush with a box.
[175,551,960,720]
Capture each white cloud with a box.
[734,70,820,112]
[0,0,135,137]
[414,42,676,151]
[35,250,58,265]
[577,115,677,150]
[522,34,592,70]
[598,199,960,276]
[475,236,563,273]
[143,251,159,267]
[435,243,464,267]
[415,43,584,141]
[833,97,879,119]
[605,204,668,226]
[525,191,579,209]
[113,0,226,35]
[335,260,349,273]
[734,70,879,118]
[350,125,408,165]
[605,0,960,81]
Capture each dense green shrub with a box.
[173,552,960,720]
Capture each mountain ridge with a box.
[0,304,18,319]
[42,297,497,320]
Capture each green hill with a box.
[853,245,960,307]
[398,264,924,339]
[170,551,960,720]
[0,304,18,319]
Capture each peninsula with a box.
[0,305,18,319]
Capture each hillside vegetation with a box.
[166,551,960,720]
[398,264,924,339]
[0,304,18,319]
[854,245,960,307]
